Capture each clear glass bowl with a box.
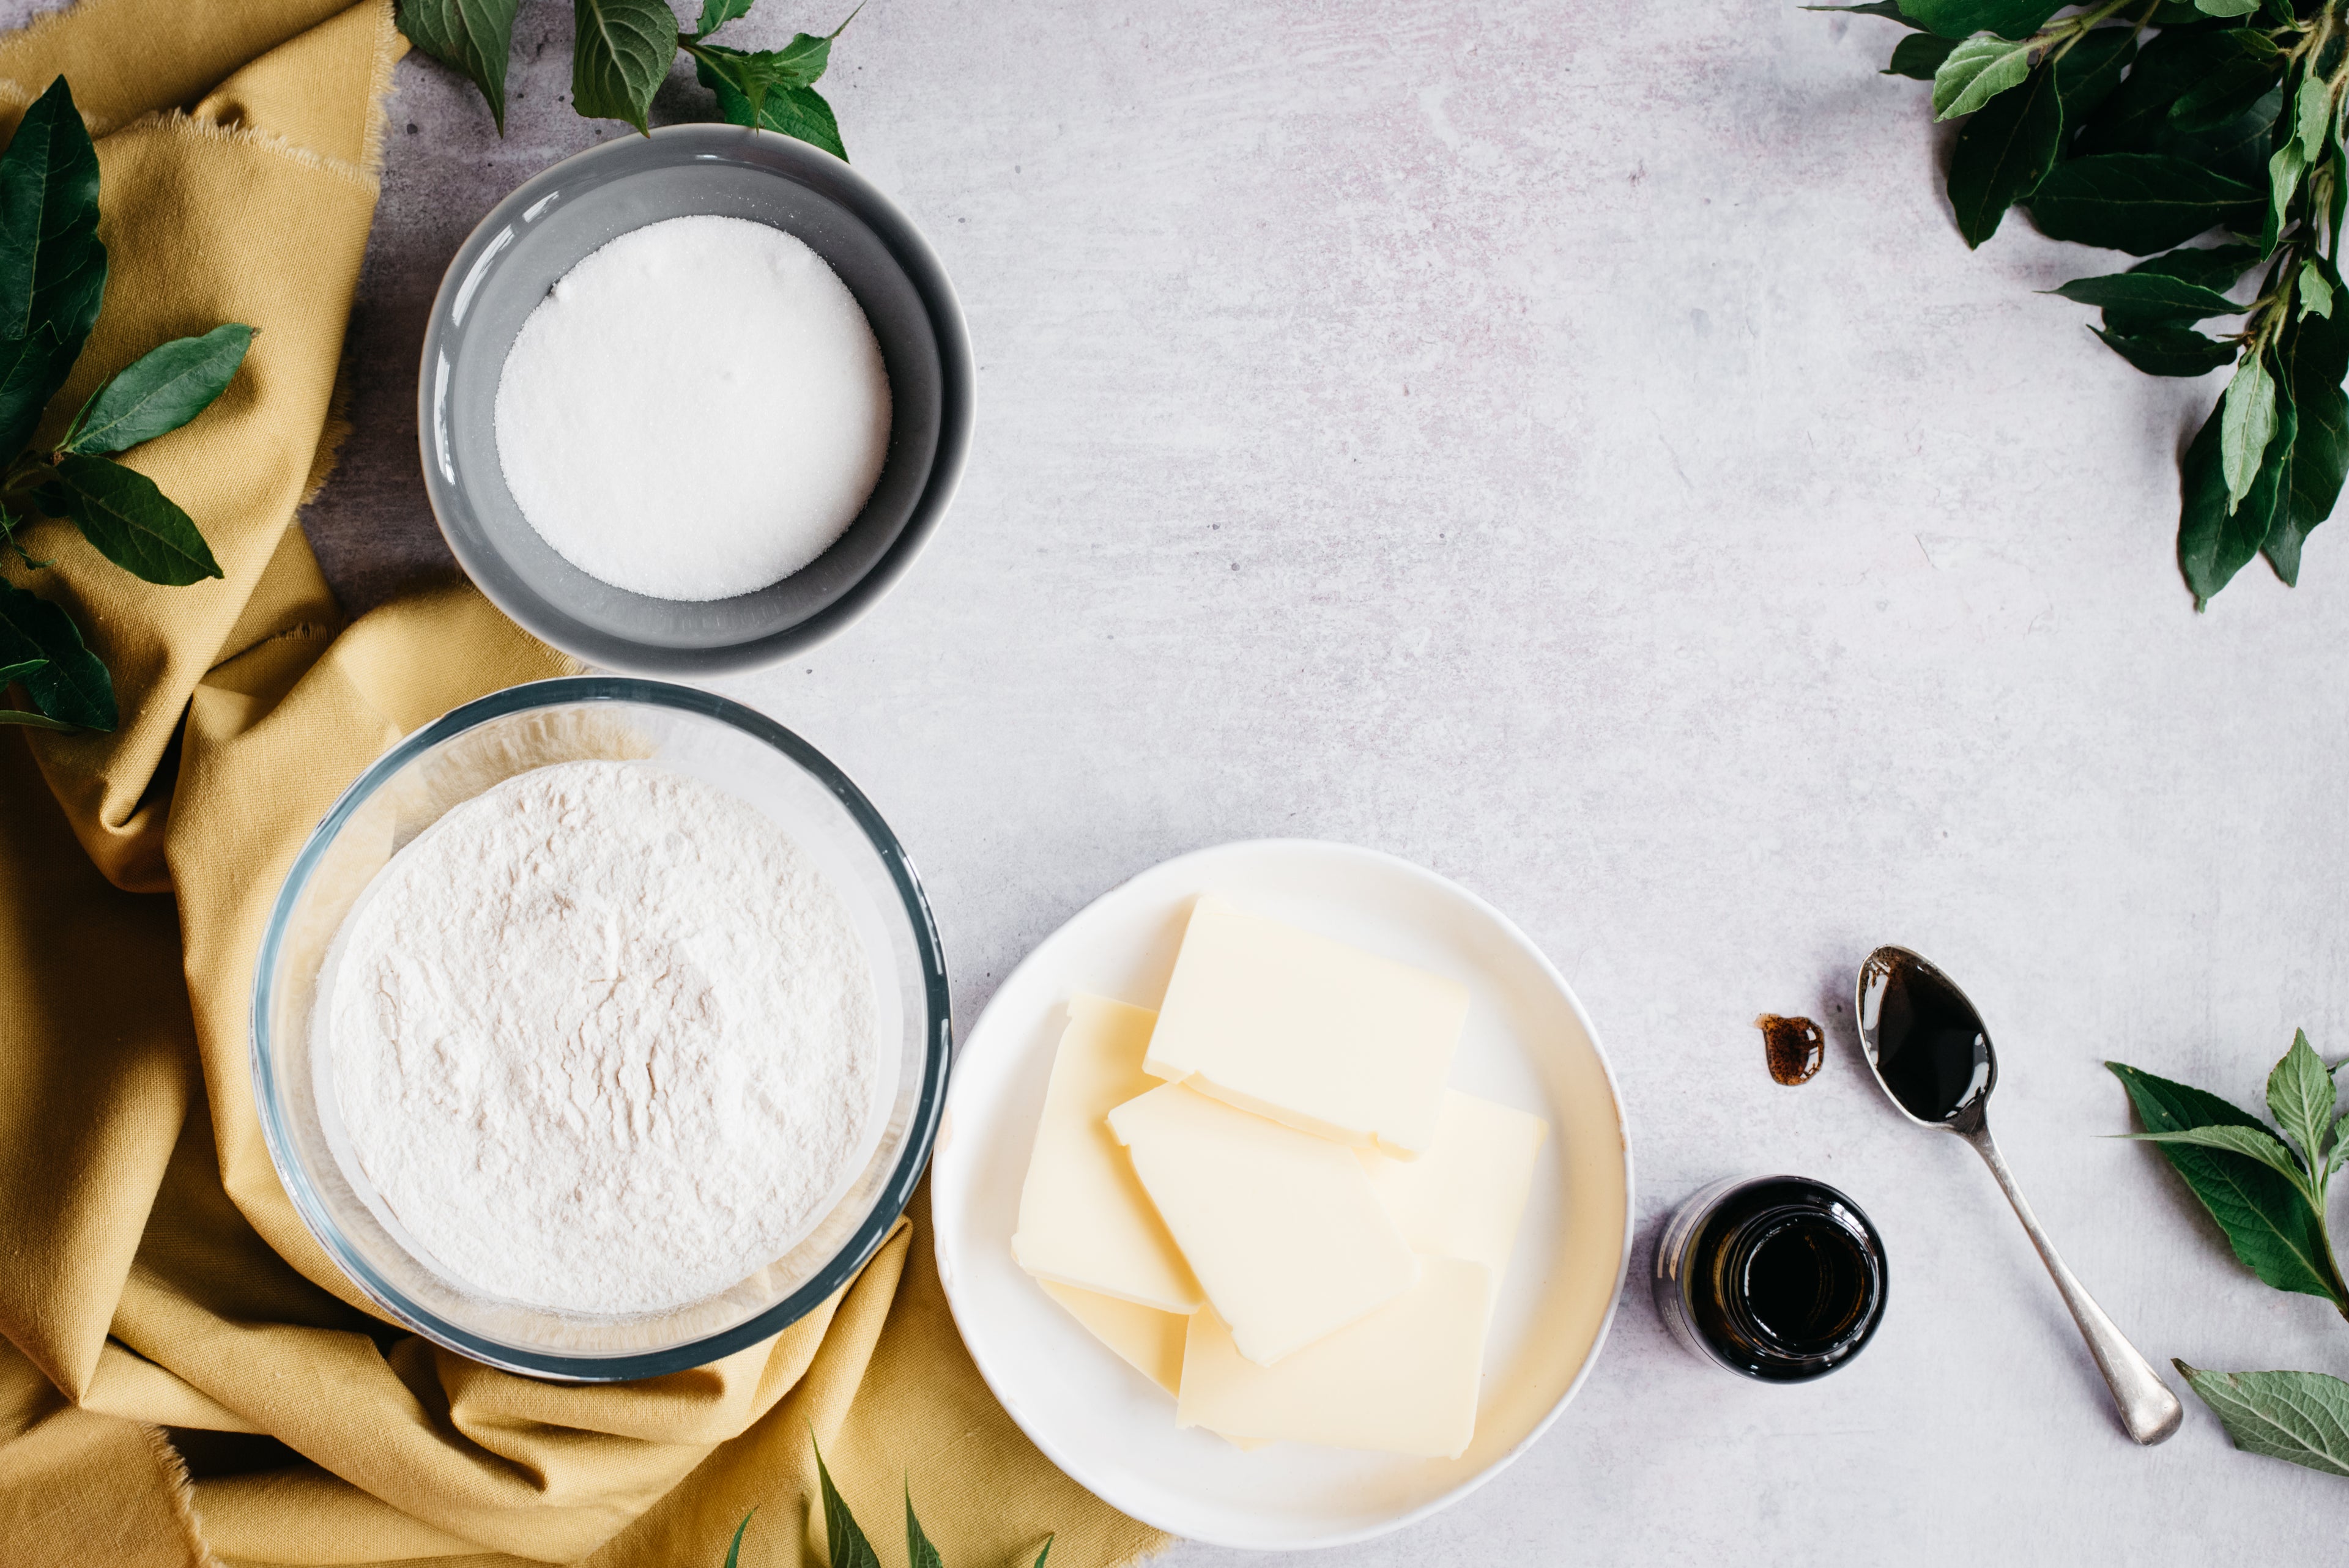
[250,676,949,1380]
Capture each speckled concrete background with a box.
[25,0,2349,1558]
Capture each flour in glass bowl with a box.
[321,760,878,1316]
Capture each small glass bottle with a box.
[1653,1174,1888,1381]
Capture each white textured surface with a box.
[64,0,2349,1555]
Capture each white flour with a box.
[493,214,892,602]
[322,760,877,1315]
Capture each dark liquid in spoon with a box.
[1686,1177,1887,1381]
[1869,955,1991,1122]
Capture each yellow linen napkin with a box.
[0,4,1170,1565]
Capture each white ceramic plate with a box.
[931,840,1633,1549]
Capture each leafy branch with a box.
[2110,1030,2349,1477]
[398,0,856,159]
[0,76,253,733]
[1817,0,2349,607]
[705,1439,1052,1568]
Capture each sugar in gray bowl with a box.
[418,125,971,676]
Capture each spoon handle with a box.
[1960,1120,2183,1444]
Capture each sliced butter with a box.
[1176,1257,1492,1459]
[1357,1089,1548,1289]
[1107,1082,1418,1366]
[1141,896,1468,1158]
[1011,996,1203,1312]
[1036,1282,1270,1451]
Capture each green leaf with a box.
[685,35,836,129]
[2195,0,2263,13]
[2169,30,2285,136]
[2132,243,2263,292]
[1898,0,2065,41]
[2126,1124,2307,1188]
[0,704,75,730]
[694,0,756,34]
[571,0,678,136]
[2301,259,2335,320]
[0,657,43,683]
[0,322,75,459]
[2222,351,2279,510]
[2176,1363,2349,1476]
[1885,32,1958,79]
[1946,61,2062,245]
[0,576,111,730]
[1033,1536,1054,1568]
[1934,34,2038,121]
[700,57,847,160]
[396,0,520,133]
[2078,30,2254,157]
[2182,374,2295,601]
[905,1488,943,1568]
[2328,1117,2349,1183]
[2262,139,2306,254]
[2052,271,2244,320]
[35,451,221,585]
[2052,28,2136,122]
[61,324,252,455]
[0,76,105,351]
[2091,324,2241,376]
[2295,74,2331,158]
[2027,154,2263,254]
[813,1441,881,1568]
[2268,1030,2338,1175]
[719,1509,753,1568]
[2267,279,2349,582]
[2109,1062,2339,1298]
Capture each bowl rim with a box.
[415,125,974,677]
[248,675,954,1381]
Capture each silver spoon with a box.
[1855,945,2181,1446]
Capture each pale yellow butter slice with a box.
[1107,1082,1419,1366]
[1011,996,1203,1313]
[1141,896,1468,1158]
[1357,1089,1548,1289]
[1036,1281,1270,1451]
[1176,1257,1493,1459]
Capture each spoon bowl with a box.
[1854,945,2181,1447]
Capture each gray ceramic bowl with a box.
[418,125,971,675]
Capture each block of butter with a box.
[1142,896,1468,1158]
[1107,1082,1419,1365]
[1036,1281,1271,1451]
[1357,1089,1548,1288]
[1011,996,1203,1313]
[1176,1256,1493,1459]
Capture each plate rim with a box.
[932,837,1635,1550]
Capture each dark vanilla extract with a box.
[1755,1013,1825,1085]
[1654,1175,1887,1381]
[1864,954,1992,1122]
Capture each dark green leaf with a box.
[813,1441,881,1568]
[719,1509,753,1568]
[35,451,221,585]
[685,35,835,130]
[1033,1536,1054,1568]
[694,0,756,34]
[1934,34,2038,120]
[2168,31,2285,136]
[2108,1062,2340,1298]
[2126,1124,2307,1186]
[571,0,678,136]
[2180,366,2293,601]
[2091,324,2241,375]
[2265,282,2349,582]
[2052,271,2244,320]
[2176,1363,2349,1476]
[0,322,74,459]
[1946,62,2062,246]
[0,576,111,730]
[2132,242,2263,291]
[2052,28,2135,122]
[700,56,847,160]
[396,0,520,133]
[1885,32,1957,79]
[905,1488,943,1568]
[0,76,104,350]
[0,704,74,730]
[1898,0,2065,40]
[2027,153,2263,255]
[2269,1030,2337,1174]
[61,324,252,455]
[2078,30,2251,155]
[2155,87,2281,188]
[0,656,43,684]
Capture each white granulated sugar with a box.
[323,760,878,1316]
[493,214,892,602]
